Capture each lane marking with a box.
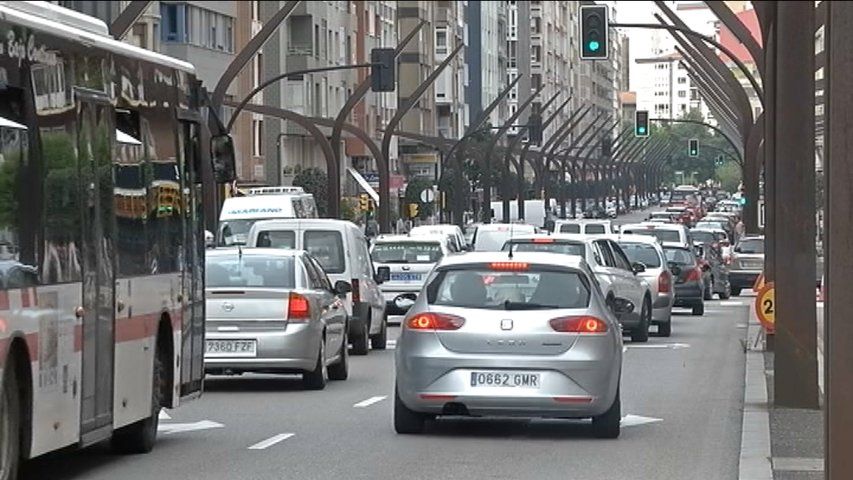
[626,343,690,350]
[621,414,663,427]
[158,420,224,435]
[248,433,295,450]
[622,345,628,353]
[353,395,388,408]
[719,300,748,306]
[387,339,397,350]
[159,410,171,420]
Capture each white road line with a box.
[248,433,295,450]
[353,395,387,408]
[719,301,748,306]
[387,339,397,350]
[622,345,628,353]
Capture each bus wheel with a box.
[0,358,21,480]
[112,344,163,454]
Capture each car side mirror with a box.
[375,266,391,284]
[210,134,237,183]
[631,262,646,274]
[668,263,682,276]
[611,297,635,315]
[333,280,352,297]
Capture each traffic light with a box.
[739,196,747,206]
[408,203,419,219]
[370,47,395,92]
[580,5,609,60]
[359,193,369,211]
[688,139,699,157]
[634,110,649,137]
[528,111,542,146]
[715,155,723,167]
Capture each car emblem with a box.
[221,302,235,312]
[501,319,513,331]
[402,265,410,271]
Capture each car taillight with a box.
[489,262,529,271]
[686,267,702,282]
[658,271,672,293]
[351,278,360,304]
[287,292,310,321]
[406,312,465,331]
[549,316,608,333]
[532,238,554,244]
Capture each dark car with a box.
[663,244,707,316]
[583,205,608,219]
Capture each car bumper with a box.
[395,336,621,418]
[204,323,319,373]
[652,292,674,323]
[673,282,703,306]
[730,271,760,289]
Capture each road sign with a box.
[753,272,765,291]
[758,199,765,228]
[755,282,775,334]
[419,189,435,203]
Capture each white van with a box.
[489,199,557,229]
[471,223,537,251]
[409,224,467,251]
[553,219,615,235]
[247,219,387,355]
[218,186,318,246]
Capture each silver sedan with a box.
[394,252,624,438]
[205,248,351,390]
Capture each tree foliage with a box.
[292,167,328,216]
[652,109,738,185]
[715,161,742,192]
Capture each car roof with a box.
[609,234,666,245]
[739,235,765,241]
[373,234,448,244]
[507,233,591,243]
[691,228,727,234]
[621,222,686,231]
[207,247,302,258]
[410,224,461,233]
[475,223,536,232]
[435,251,587,270]
[661,242,692,250]
[249,218,360,231]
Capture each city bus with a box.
[0,2,235,476]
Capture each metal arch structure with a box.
[380,43,464,232]
[481,85,545,222]
[212,1,301,109]
[650,117,744,164]
[705,1,764,76]
[307,117,384,171]
[223,101,338,217]
[110,0,152,39]
[533,104,592,196]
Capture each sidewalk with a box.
[739,296,824,480]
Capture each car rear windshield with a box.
[502,241,585,256]
[304,230,346,274]
[664,247,696,266]
[255,230,296,249]
[371,242,443,264]
[426,267,590,310]
[586,224,606,234]
[206,256,295,288]
[622,228,681,243]
[737,239,765,254]
[691,231,716,244]
[619,243,662,268]
[559,223,581,233]
[218,220,255,246]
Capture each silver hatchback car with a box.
[205,248,351,390]
[394,252,624,438]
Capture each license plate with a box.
[390,272,422,282]
[205,340,257,357]
[470,371,541,389]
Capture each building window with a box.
[531,45,541,63]
[678,90,686,98]
[677,76,687,84]
[252,119,264,156]
[531,17,541,34]
[532,73,542,90]
[161,3,186,42]
[314,25,320,58]
[253,52,263,89]
[435,27,448,55]
[161,3,233,52]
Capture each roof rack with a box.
[247,186,306,196]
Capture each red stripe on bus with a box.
[25,332,38,361]
[21,289,31,308]
[0,291,8,311]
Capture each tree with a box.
[652,108,737,185]
[404,178,434,219]
[292,167,329,216]
[715,161,742,192]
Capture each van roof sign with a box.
[247,186,305,196]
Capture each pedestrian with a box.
[734,218,745,243]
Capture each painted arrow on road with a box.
[158,420,224,435]
[621,414,663,428]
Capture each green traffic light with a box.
[637,126,646,134]
[588,40,600,52]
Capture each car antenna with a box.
[238,244,243,258]
[508,221,515,259]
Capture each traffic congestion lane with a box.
[23,296,749,480]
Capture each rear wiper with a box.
[503,300,558,310]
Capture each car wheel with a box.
[0,356,21,480]
[370,311,388,350]
[730,286,742,297]
[394,385,426,434]
[328,329,349,381]
[630,298,651,343]
[351,314,370,356]
[692,302,705,316]
[704,277,714,301]
[112,342,163,453]
[658,318,672,337]
[302,339,328,390]
[592,387,621,439]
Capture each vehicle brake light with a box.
[658,271,672,293]
[549,316,608,333]
[489,262,529,271]
[686,267,702,282]
[532,238,555,244]
[287,292,310,321]
[351,278,360,304]
[406,312,465,331]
